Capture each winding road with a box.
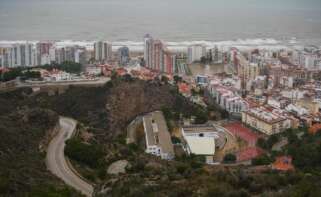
[46,117,94,197]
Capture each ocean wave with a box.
[0,38,300,52]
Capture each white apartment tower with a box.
[10,43,35,67]
[144,34,153,68]
[188,45,206,64]
[94,41,112,62]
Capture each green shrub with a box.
[65,138,104,168]
[252,154,272,165]
[223,154,237,164]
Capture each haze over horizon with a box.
[0,0,321,45]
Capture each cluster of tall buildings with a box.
[290,47,321,70]
[144,34,176,74]
[0,42,89,68]
[0,43,37,68]
[0,41,117,68]
[142,34,228,75]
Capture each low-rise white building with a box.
[86,66,102,76]
[50,71,71,81]
[182,125,217,164]
[143,111,175,160]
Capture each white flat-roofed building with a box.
[142,111,175,160]
[181,125,217,164]
[50,70,71,81]
[184,136,215,155]
[86,66,102,76]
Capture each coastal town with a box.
[2,0,321,196]
[1,35,321,171]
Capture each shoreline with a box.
[0,37,319,52]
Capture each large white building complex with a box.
[142,111,175,160]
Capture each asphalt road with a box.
[46,117,94,197]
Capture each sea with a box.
[0,0,321,51]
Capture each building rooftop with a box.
[272,156,294,171]
[143,111,174,156]
[183,124,217,134]
[184,136,215,155]
[244,106,287,124]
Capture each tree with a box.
[257,138,268,150]
[65,138,104,168]
[171,136,181,144]
[1,68,22,82]
[173,75,182,84]
[122,74,133,82]
[223,153,236,164]
[22,70,41,80]
[257,135,281,150]
[252,154,272,165]
[161,75,169,84]
[200,56,207,64]
[41,61,82,74]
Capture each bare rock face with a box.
[107,160,129,175]
[105,80,176,138]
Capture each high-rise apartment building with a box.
[94,41,112,62]
[211,46,224,64]
[36,42,53,66]
[118,46,130,66]
[0,48,13,68]
[143,34,175,74]
[164,50,175,74]
[144,34,153,68]
[153,40,164,71]
[187,45,206,64]
[8,43,35,67]
[55,46,77,64]
[75,48,87,65]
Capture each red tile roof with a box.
[309,124,321,135]
[178,82,191,94]
[272,156,294,171]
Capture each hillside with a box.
[2,78,320,196]
[0,107,80,196]
[0,77,209,196]
[32,78,207,140]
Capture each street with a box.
[46,117,94,197]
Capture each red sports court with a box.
[224,122,261,147]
